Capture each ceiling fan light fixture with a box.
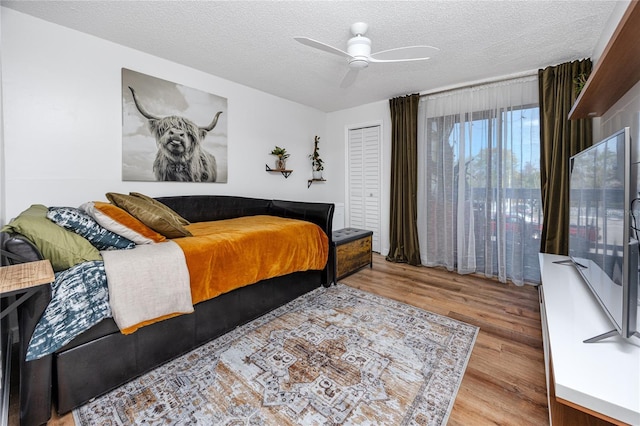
[349,58,369,69]
[294,22,440,87]
[347,35,371,58]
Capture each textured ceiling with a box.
[1,0,622,112]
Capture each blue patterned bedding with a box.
[26,260,112,361]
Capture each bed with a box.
[0,194,335,426]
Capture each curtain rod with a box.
[419,69,539,98]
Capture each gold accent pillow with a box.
[129,192,190,226]
[105,193,192,239]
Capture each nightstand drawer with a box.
[332,228,373,281]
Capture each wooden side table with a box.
[0,260,54,319]
[332,228,373,282]
[0,258,54,426]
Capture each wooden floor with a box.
[342,254,550,426]
[12,253,551,425]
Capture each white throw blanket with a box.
[101,241,193,332]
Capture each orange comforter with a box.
[173,215,329,305]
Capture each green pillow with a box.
[1,204,102,271]
[105,193,192,239]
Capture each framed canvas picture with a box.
[122,68,228,182]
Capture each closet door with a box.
[348,125,381,252]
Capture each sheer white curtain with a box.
[417,76,541,285]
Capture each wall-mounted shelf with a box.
[569,1,640,119]
[265,164,292,178]
[307,178,326,188]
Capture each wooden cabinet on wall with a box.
[569,1,640,120]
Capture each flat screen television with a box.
[568,127,640,342]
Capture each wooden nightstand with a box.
[0,260,54,315]
[332,228,373,282]
[0,258,54,426]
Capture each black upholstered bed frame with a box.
[1,195,334,426]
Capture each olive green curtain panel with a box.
[538,59,592,255]
[387,93,421,265]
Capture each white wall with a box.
[0,8,343,223]
[326,100,391,255]
[597,79,640,149]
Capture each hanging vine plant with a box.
[309,136,324,178]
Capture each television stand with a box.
[539,253,640,425]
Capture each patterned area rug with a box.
[73,284,478,425]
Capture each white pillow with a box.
[80,201,158,245]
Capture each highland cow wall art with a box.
[122,68,228,182]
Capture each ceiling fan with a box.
[294,22,440,88]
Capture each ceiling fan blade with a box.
[369,45,440,63]
[294,37,353,59]
[340,68,359,88]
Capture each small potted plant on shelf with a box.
[270,146,290,170]
[309,136,324,180]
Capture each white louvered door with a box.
[348,125,381,252]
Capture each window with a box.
[417,76,541,284]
